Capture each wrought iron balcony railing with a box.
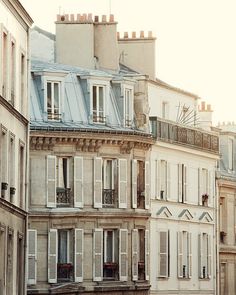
[56,188,72,207]
[57,263,73,281]
[103,189,117,208]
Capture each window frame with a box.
[123,86,134,127]
[92,84,106,123]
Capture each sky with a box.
[20,0,236,124]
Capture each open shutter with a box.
[159,231,168,277]
[199,234,203,278]
[132,229,138,281]
[74,157,83,208]
[177,231,183,278]
[188,232,192,278]
[145,229,150,280]
[132,160,137,208]
[166,163,171,200]
[207,235,212,278]
[48,229,58,283]
[74,229,83,282]
[183,165,187,202]
[93,229,103,281]
[119,229,128,281]
[28,230,37,285]
[46,155,56,208]
[198,168,203,205]
[118,159,127,208]
[156,160,161,199]
[208,170,214,206]
[178,164,182,202]
[94,157,102,208]
[145,161,150,209]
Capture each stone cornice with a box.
[0,198,27,218]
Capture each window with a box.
[19,145,24,208]
[162,102,169,119]
[9,135,15,202]
[17,234,24,295]
[20,53,25,113]
[137,161,145,208]
[92,85,105,123]
[2,31,8,98]
[7,229,14,295]
[160,160,167,200]
[103,230,118,279]
[201,168,209,206]
[199,233,211,279]
[228,138,234,171]
[0,226,6,290]
[178,164,187,203]
[124,88,133,127]
[219,198,226,243]
[102,159,117,207]
[177,231,192,279]
[1,129,8,198]
[158,231,169,278]
[47,81,60,120]
[56,157,72,206]
[10,40,16,104]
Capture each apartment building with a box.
[0,1,32,294]
[27,14,153,295]
[217,122,236,295]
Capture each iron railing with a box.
[56,188,72,207]
[103,189,117,207]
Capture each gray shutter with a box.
[198,168,203,205]
[145,229,150,280]
[46,155,56,208]
[74,157,83,208]
[199,234,203,278]
[207,234,212,278]
[28,230,37,285]
[159,231,168,277]
[177,231,183,278]
[166,163,171,200]
[48,229,58,283]
[119,229,128,281]
[188,232,192,278]
[94,157,102,208]
[145,161,150,209]
[118,159,127,208]
[178,164,182,202]
[132,160,137,208]
[93,229,103,281]
[74,229,83,282]
[132,229,138,281]
[183,165,187,202]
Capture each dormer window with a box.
[92,85,105,123]
[124,88,133,127]
[47,81,60,120]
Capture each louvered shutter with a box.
[188,232,192,278]
[159,231,168,277]
[119,229,128,281]
[28,230,37,285]
[207,235,212,278]
[166,163,171,200]
[74,157,83,208]
[199,234,203,278]
[118,159,127,208]
[145,229,150,280]
[208,170,214,206]
[93,229,103,281]
[74,229,83,282]
[198,168,203,205]
[46,155,56,208]
[132,160,137,208]
[156,160,161,199]
[178,164,183,202]
[94,157,102,208]
[48,229,58,283]
[177,231,183,278]
[145,161,150,209]
[132,229,138,281]
[183,165,187,202]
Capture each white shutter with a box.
[199,233,203,278]
[46,155,56,208]
[48,229,58,283]
[166,163,171,200]
[145,161,150,209]
[198,168,203,205]
[119,229,128,281]
[132,229,138,281]
[156,160,161,199]
[27,230,37,285]
[188,232,192,278]
[177,231,183,278]
[208,170,214,206]
[118,159,127,208]
[145,229,150,280]
[132,160,137,208]
[94,157,102,208]
[159,231,168,277]
[178,164,183,202]
[183,165,187,202]
[74,229,83,282]
[93,229,103,281]
[207,235,212,278]
[74,157,83,208]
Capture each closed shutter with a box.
[188,232,192,278]
[132,229,138,281]
[74,229,83,282]
[93,229,103,281]
[46,155,56,208]
[156,160,161,199]
[48,229,58,283]
[207,234,212,278]
[132,160,137,208]
[119,229,128,281]
[198,168,203,205]
[28,230,37,285]
[199,233,203,278]
[145,229,150,280]
[177,231,183,278]
[159,231,168,277]
[118,159,127,208]
[178,164,183,202]
[166,163,171,200]
[94,157,102,208]
[145,161,150,209]
[183,165,187,202]
[208,170,214,206]
[74,157,83,208]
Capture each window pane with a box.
[106,231,113,262]
[58,231,68,263]
[47,82,52,113]
[54,83,59,114]
[93,86,97,112]
[99,87,104,112]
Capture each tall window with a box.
[7,229,14,295]
[162,102,169,119]
[17,235,24,295]
[160,160,167,200]
[20,53,25,112]
[178,164,187,203]
[19,146,24,208]
[124,88,132,127]
[177,231,192,279]
[56,157,72,206]
[2,32,8,98]
[9,136,15,202]
[102,159,117,207]
[158,231,169,278]
[103,229,118,279]
[10,40,15,104]
[92,85,105,123]
[228,138,234,170]
[199,233,211,279]
[47,81,60,120]
[1,129,8,197]
[137,161,145,208]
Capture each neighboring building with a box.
[27,14,153,295]
[217,122,236,295]
[0,1,33,294]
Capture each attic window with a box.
[124,88,133,127]
[92,85,105,123]
[47,81,60,120]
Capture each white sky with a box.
[20,0,236,124]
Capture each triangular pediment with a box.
[157,206,172,218]
[178,209,193,220]
[199,212,213,223]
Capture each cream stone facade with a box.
[0,0,33,294]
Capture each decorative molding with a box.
[199,212,213,223]
[157,206,172,218]
[178,209,193,220]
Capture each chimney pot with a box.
[83,13,87,21]
[148,31,153,38]
[207,104,211,111]
[140,30,144,38]
[102,15,107,22]
[94,15,99,22]
[109,14,114,22]
[132,31,136,38]
[57,14,61,21]
[201,101,206,111]
[70,14,75,21]
[88,13,93,22]
[65,14,69,21]
[124,32,129,38]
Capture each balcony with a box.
[57,263,73,282]
[102,189,117,208]
[103,262,118,280]
[56,188,72,207]
[150,117,219,154]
